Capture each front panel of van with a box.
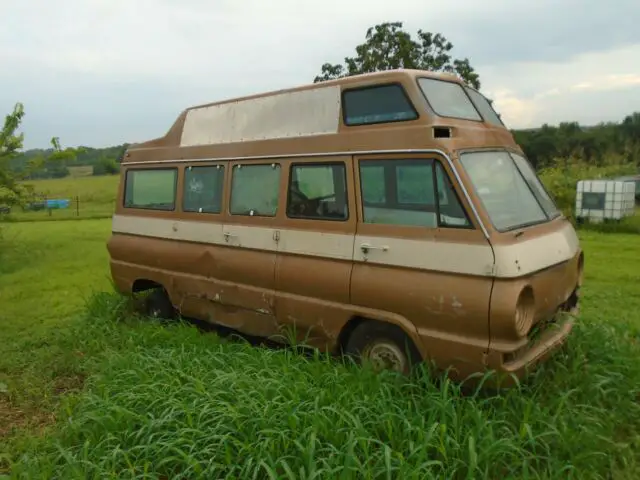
[456,149,583,376]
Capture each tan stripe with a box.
[111,214,578,278]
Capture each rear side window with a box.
[230,163,281,217]
[342,84,418,126]
[124,168,177,210]
[183,165,225,214]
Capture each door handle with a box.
[360,243,389,254]
[223,231,237,242]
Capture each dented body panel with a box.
[107,69,582,382]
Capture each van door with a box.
[274,157,356,347]
[350,154,494,373]
[215,161,281,337]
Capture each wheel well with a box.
[337,316,366,353]
[337,316,420,357]
[132,279,163,294]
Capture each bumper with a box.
[485,297,579,385]
[501,304,577,377]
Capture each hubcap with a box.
[364,341,407,373]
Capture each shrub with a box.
[93,158,120,176]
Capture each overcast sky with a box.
[2,0,639,149]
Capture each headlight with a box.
[515,287,535,337]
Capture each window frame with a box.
[181,164,226,215]
[358,157,473,230]
[228,162,282,218]
[416,76,483,123]
[341,82,420,127]
[286,161,349,222]
[433,160,474,229]
[123,167,178,211]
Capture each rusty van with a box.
[107,69,583,383]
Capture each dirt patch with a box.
[0,374,86,445]
[0,396,56,440]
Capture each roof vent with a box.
[433,126,452,138]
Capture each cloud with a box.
[1,0,639,147]
[481,44,640,128]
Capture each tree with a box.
[313,21,481,89]
[25,137,83,179]
[0,102,30,207]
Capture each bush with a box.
[93,158,120,176]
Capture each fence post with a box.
[76,195,80,217]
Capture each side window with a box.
[183,165,224,214]
[124,168,177,210]
[287,163,348,220]
[358,159,472,228]
[360,165,385,204]
[343,84,418,126]
[360,159,437,227]
[434,162,471,227]
[230,163,280,217]
[396,164,435,205]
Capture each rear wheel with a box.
[144,288,176,320]
[345,321,421,375]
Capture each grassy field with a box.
[1,213,639,478]
[5,175,119,222]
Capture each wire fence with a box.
[1,194,114,222]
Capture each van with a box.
[107,69,583,383]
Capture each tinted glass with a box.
[124,169,177,210]
[183,165,225,213]
[230,164,281,217]
[287,163,348,220]
[418,78,482,121]
[343,84,418,126]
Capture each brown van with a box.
[107,69,583,384]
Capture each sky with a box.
[2,0,639,149]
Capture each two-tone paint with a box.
[107,69,583,382]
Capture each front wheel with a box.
[345,321,421,375]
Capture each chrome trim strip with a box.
[123,148,491,239]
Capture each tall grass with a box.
[9,292,640,480]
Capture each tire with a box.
[144,288,176,320]
[345,321,422,375]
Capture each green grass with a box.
[5,175,119,221]
[0,220,113,459]
[1,217,639,478]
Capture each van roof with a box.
[184,69,463,112]
[122,68,518,157]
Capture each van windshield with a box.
[459,151,560,231]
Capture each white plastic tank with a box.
[575,179,636,222]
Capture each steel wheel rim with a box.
[364,341,407,372]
